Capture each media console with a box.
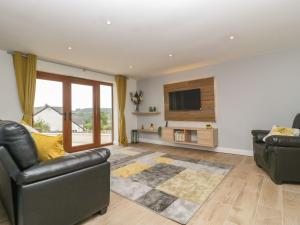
[161,127,218,148]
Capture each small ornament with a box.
[206,124,212,129]
[130,91,143,112]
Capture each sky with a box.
[34,79,112,109]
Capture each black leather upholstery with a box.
[0,146,20,180]
[17,148,110,185]
[0,121,111,225]
[0,121,38,169]
[266,135,300,147]
[252,114,300,184]
[0,146,18,225]
[292,113,300,128]
[251,130,269,143]
[18,162,110,225]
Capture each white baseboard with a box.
[139,138,253,156]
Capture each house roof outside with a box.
[34,104,85,129]
[34,104,63,115]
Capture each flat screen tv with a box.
[169,89,201,111]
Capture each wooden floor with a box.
[1,143,300,225]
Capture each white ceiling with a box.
[0,0,299,78]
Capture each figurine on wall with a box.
[130,90,143,112]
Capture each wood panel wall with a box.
[164,77,215,122]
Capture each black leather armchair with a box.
[0,121,110,225]
[252,114,300,184]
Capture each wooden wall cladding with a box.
[164,77,215,122]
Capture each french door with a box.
[33,71,113,152]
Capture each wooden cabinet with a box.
[197,128,218,147]
[161,127,218,148]
[161,127,174,143]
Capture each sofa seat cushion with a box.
[16,148,110,185]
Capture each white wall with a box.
[3,47,300,154]
[137,48,300,155]
[0,49,137,144]
[0,50,22,120]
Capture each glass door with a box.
[71,83,95,147]
[35,72,114,152]
[100,84,113,144]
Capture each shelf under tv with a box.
[161,127,218,148]
[132,112,161,116]
[138,129,158,133]
[174,141,199,146]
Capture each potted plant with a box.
[130,91,143,112]
[158,126,162,137]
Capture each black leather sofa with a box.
[0,120,110,225]
[252,114,300,184]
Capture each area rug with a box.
[109,147,232,224]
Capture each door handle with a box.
[63,112,67,121]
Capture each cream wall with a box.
[0,49,137,144]
[137,48,300,155]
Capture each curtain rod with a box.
[6,50,115,77]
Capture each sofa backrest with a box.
[293,114,300,129]
[0,121,38,170]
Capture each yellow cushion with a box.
[31,133,65,161]
[20,120,40,133]
[263,125,300,142]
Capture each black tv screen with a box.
[169,89,201,111]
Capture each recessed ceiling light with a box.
[168,54,173,57]
[129,65,133,69]
[67,46,72,50]
[106,20,112,25]
[229,35,235,40]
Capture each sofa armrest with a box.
[265,135,300,147]
[16,148,110,185]
[251,130,270,143]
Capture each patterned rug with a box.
[109,147,232,224]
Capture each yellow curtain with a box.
[115,75,128,145]
[12,52,37,126]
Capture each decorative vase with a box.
[135,104,140,112]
